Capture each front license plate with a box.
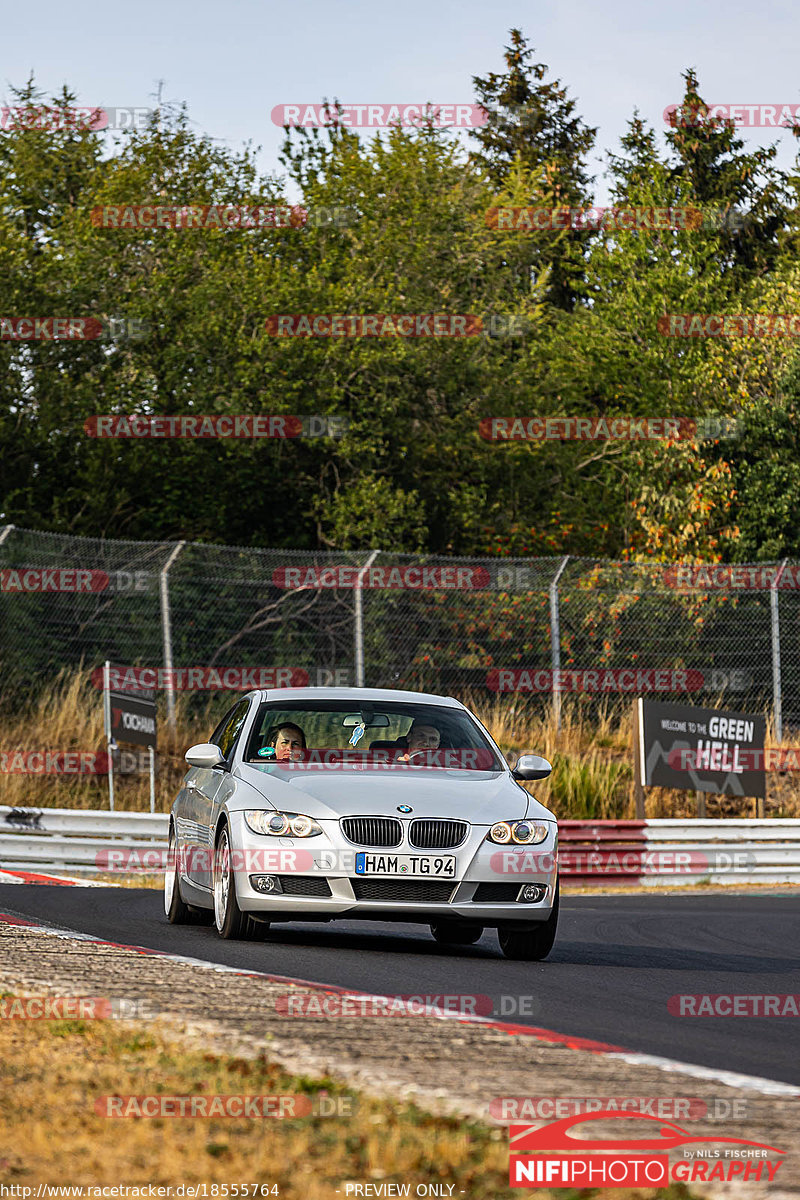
[355,852,456,877]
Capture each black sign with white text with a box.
[109,693,157,749]
[639,699,765,798]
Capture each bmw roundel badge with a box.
[397,805,413,813]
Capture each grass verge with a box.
[0,1002,702,1200]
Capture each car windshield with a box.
[243,700,502,771]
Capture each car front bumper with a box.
[226,811,558,926]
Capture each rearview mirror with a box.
[185,743,225,769]
[342,713,390,727]
[512,753,552,781]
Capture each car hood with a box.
[232,762,553,824]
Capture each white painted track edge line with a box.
[605,1050,800,1097]
[2,908,799,1098]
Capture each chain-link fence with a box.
[1,524,798,733]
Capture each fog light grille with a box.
[249,874,282,894]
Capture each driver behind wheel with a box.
[267,722,307,762]
[398,721,440,761]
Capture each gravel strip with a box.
[1,919,798,1197]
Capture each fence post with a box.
[549,556,570,730]
[354,550,379,688]
[160,541,185,731]
[632,697,645,819]
[771,558,788,744]
[103,660,115,812]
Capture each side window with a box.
[212,700,250,760]
[210,704,239,750]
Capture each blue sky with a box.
[3,0,799,203]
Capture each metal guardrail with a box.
[645,818,800,841]
[0,806,168,873]
[559,819,800,885]
[1,807,799,884]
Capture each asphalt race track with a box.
[2,886,799,1087]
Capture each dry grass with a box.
[0,1005,505,1195]
[1,672,798,819]
[0,671,215,813]
[0,1002,702,1200]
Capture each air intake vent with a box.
[342,817,402,847]
[409,819,468,849]
[350,878,456,903]
[472,882,521,902]
[277,876,332,897]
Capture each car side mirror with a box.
[512,753,552,781]
[185,743,225,769]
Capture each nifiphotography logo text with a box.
[509,1111,785,1187]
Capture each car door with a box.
[187,698,251,890]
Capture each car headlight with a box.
[487,820,549,845]
[244,810,322,837]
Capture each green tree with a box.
[721,357,800,560]
[471,28,597,309]
[664,69,792,279]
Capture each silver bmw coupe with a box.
[165,687,559,959]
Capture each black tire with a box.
[430,921,484,946]
[188,904,215,926]
[164,824,193,924]
[246,916,272,940]
[213,824,249,939]
[498,878,560,961]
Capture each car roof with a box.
[253,687,465,708]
